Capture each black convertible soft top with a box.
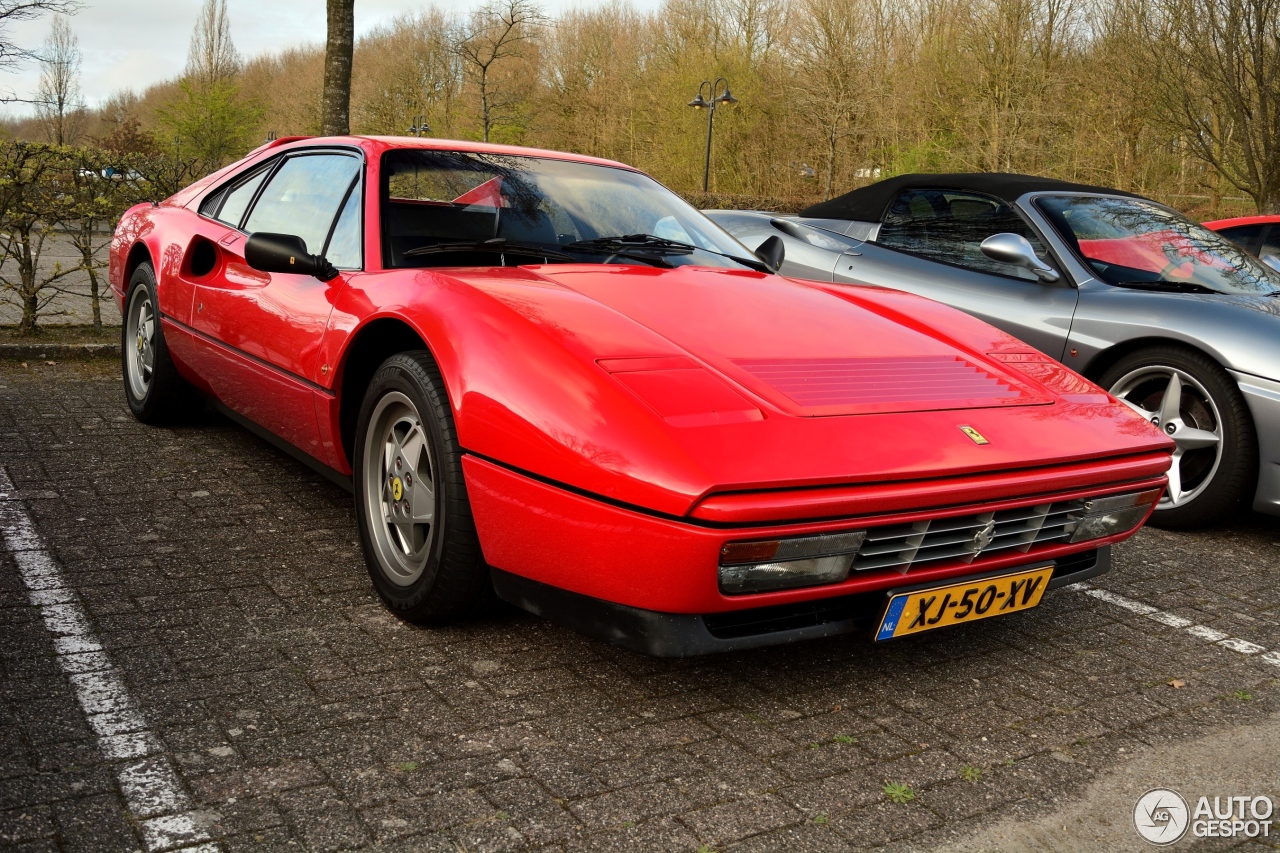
[799,172,1146,222]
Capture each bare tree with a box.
[157,0,259,168]
[186,0,239,87]
[1154,0,1280,212]
[455,0,545,142]
[0,0,78,77]
[322,0,354,135]
[790,0,872,198]
[34,13,81,145]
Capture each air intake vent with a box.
[732,355,1022,408]
[853,498,1087,573]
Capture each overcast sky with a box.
[1,0,660,117]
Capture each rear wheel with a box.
[122,262,195,423]
[1101,346,1256,528]
[353,351,488,620]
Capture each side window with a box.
[244,154,362,256]
[1259,228,1280,264]
[877,189,1053,280]
[1217,224,1264,254]
[207,167,270,228]
[323,185,362,270]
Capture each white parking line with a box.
[1067,581,1279,667]
[0,467,217,853]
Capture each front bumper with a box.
[492,549,1109,657]
[464,454,1164,653]
[1230,369,1280,517]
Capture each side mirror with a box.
[245,232,339,281]
[980,233,1061,283]
[754,234,785,273]
[1262,254,1280,273]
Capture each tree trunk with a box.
[321,0,355,136]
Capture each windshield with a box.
[380,150,757,270]
[1037,195,1280,295]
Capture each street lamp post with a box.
[407,115,431,137]
[688,77,738,193]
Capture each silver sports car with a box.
[708,173,1280,528]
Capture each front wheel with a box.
[1101,346,1257,528]
[353,351,488,620]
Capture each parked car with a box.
[707,173,1280,528]
[110,145,1170,655]
[1204,215,1280,271]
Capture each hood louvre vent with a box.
[731,355,1022,408]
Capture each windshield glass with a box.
[381,150,756,270]
[1037,195,1280,295]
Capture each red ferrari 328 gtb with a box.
[109,137,1172,655]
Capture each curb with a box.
[0,343,120,360]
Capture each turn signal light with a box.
[1067,488,1162,543]
[719,530,867,595]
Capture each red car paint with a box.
[110,136,1172,620]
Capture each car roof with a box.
[798,172,1147,222]
[1202,214,1280,229]
[256,135,639,173]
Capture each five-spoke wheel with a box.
[121,261,194,423]
[1102,346,1256,528]
[363,392,439,585]
[353,351,487,620]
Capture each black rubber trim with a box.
[161,313,335,397]
[490,546,1110,657]
[209,399,353,492]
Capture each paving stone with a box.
[2,360,1280,852]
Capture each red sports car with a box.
[109,137,1172,655]
[1204,215,1280,271]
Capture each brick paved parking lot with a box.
[2,358,1278,852]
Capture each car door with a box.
[832,188,1080,359]
[186,150,363,458]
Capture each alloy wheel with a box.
[125,288,156,400]
[1109,366,1223,509]
[361,391,439,586]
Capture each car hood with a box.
[495,264,1054,416]
[429,264,1170,514]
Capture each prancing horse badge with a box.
[959,425,989,445]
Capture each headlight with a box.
[1067,489,1162,543]
[719,530,867,594]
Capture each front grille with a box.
[731,355,1022,407]
[852,498,1086,573]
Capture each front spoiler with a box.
[492,548,1110,657]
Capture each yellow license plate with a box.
[875,566,1053,640]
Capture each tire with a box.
[1100,345,1257,529]
[122,262,196,423]
[353,350,488,621]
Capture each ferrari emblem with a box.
[959,425,989,445]
[391,477,403,501]
[972,519,996,554]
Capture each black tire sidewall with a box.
[121,263,173,421]
[1100,346,1257,528]
[353,352,480,618]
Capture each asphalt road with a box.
[2,358,1278,853]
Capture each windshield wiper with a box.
[564,234,697,254]
[565,234,773,273]
[1111,280,1219,295]
[404,238,573,262]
